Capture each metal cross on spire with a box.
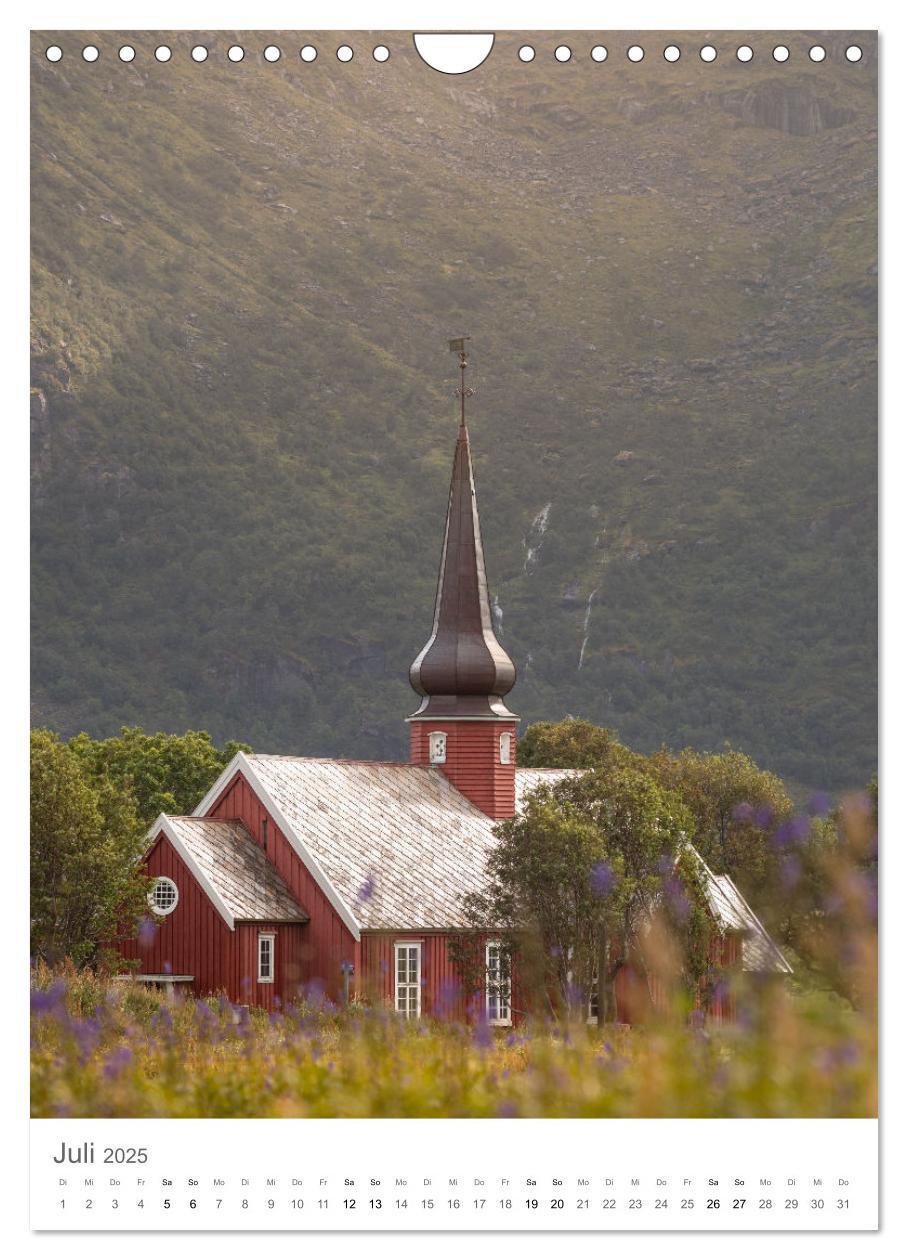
[448,336,474,429]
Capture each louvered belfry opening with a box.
[407,347,518,819]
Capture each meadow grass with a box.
[31,964,875,1119]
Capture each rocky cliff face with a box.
[718,82,858,135]
[30,30,877,791]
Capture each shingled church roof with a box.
[150,814,308,927]
[188,754,789,973]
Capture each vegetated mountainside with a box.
[31,31,877,793]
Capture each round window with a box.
[148,876,179,916]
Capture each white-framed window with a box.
[148,876,179,916]
[499,730,512,764]
[486,940,512,1026]
[258,932,276,983]
[395,941,421,1017]
[428,731,447,764]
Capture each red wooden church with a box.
[119,349,789,1022]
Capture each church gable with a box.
[145,815,307,929]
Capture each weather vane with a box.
[449,336,474,427]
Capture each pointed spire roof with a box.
[408,347,517,721]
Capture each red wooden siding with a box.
[613,931,742,1023]
[360,931,519,1022]
[118,837,233,995]
[410,719,516,818]
[117,835,307,1010]
[205,772,357,1002]
[117,770,749,1027]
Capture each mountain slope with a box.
[31,30,877,791]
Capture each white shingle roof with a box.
[710,872,793,974]
[191,756,787,971]
[686,849,791,974]
[165,816,307,923]
[214,757,566,932]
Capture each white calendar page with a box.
[29,1118,878,1230]
[15,0,899,1248]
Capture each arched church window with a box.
[499,731,512,764]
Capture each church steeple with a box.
[407,340,518,819]
[408,339,517,720]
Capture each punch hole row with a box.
[45,40,865,66]
[43,43,391,64]
[522,42,863,64]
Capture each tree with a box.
[67,726,251,827]
[31,729,150,967]
[455,765,696,1024]
[776,783,877,1006]
[517,718,637,773]
[645,746,792,907]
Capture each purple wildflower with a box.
[754,805,774,830]
[781,854,802,889]
[436,979,461,1019]
[590,860,615,898]
[473,1018,493,1050]
[808,791,832,817]
[790,815,811,842]
[137,917,158,947]
[358,873,376,903]
[31,981,66,1014]
[102,1047,132,1080]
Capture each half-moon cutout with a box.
[413,33,495,75]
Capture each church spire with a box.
[408,339,517,722]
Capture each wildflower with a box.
[102,1047,132,1080]
[789,815,811,842]
[473,1018,493,1050]
[68,1015,102,1063]
[497,1100,518,1118]
[711,979,730,1007]
[781,854,801,889]
[357,873,376,902]
[31,981,66,1014]
[590,860,614,897]
[808,791,831,817]
[754,804,774,830]
[137,917,158,947]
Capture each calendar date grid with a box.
[51,1170,857,1221]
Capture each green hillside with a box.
[31,31,877,792]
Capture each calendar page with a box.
[27,5,879,1241]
